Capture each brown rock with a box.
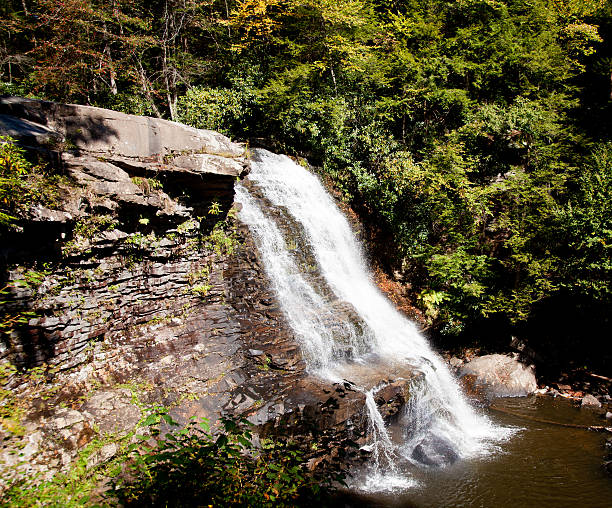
[581,394,602,408]
[458,354,537,399]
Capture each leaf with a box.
[141,414,160,427]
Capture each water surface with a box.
[346,396,612,508]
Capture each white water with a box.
[236,149,513,491]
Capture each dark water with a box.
[345,396,612,508]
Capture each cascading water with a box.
[236,149,513,491]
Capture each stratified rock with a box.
[81,390,142,435]
[0,97,415,486]
[458,353,537,399]
[581,394,602,408]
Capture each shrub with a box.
[111,416,343,507]
[0,135,68,230]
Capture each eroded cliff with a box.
[0,98,414,497]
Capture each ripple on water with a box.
[358,471,420,493]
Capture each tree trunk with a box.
[104,45,118,96]
[137,60,162,118]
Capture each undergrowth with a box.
[111,415,343,507]
[0,411,344,507]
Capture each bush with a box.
[111,415,343,507]
[0,135,68,230]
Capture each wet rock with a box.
[581,394,602,408]
[458,354,537,399]
[448,357,464,370]
[375,379,412,420]
[411,435,459,467]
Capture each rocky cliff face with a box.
[0,98,411,488]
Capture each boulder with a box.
[581,394,602,408]
[458,353,537,399]
[410,434,460,467]
[448,356,464,370]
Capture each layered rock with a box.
[0,96,244,159]
[0,98,415,488]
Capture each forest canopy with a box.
[2,0,611,371]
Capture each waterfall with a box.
[236,149,513,491]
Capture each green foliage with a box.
[1,397,151,507]
[63,215,118,256]
[123,232,160,258]
[111,415,340,507]
[177,85,257,136]
[176,219,198,235]
[0,362,59,438]
[131,177,163,195]
[205,221,239,256]
[1,0,611,356]
[190,283,212,297]
[0,267,50,350]
[555,143,612,299]
[0,136,66,230]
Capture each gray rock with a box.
[81,390,141,435]
[448,357,464,369]
[458,353,537,398]
[29,205,73,223]
[605,412,612,419]
[581,394,602,408]
[50,409,85,430]
[86,443,117,469]
[0,114,62,145]
[0,96,245,159]
[411,434,460,467]
[170,153,247,177]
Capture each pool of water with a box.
[344,396,612,508]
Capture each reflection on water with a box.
[344,396,612,508]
